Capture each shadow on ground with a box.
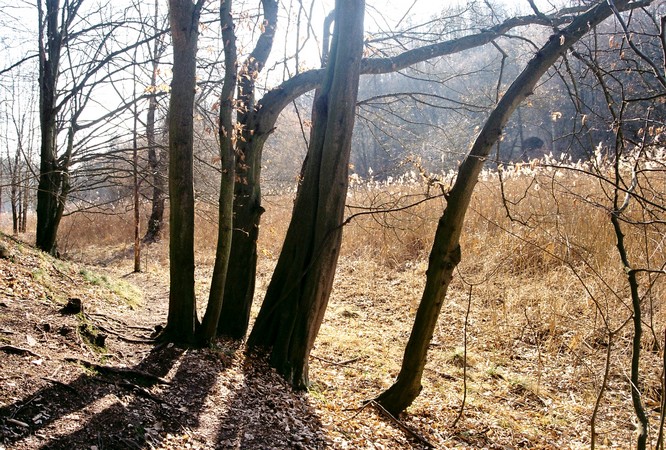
[0,344,220,449]
[1,341,331,449]
[214,354,331,449]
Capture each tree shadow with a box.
[0,344,203,449]
[34,341,238,450]
[2,341,330,449]
[214,354,331,449]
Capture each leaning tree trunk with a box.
[247,0,365,389]
[376,0,642,416]
[161,0,204,344]
[219,6,581,339]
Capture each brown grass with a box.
[43,164,666,448]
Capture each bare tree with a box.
[160,0,207,343]
[142,0,169,245]
[35,0,82,254]
[246,0,366,389]
[34,0,168,255]
[219,3,589,340]
[375,0,654,417]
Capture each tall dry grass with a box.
[54,165,665,353]
[42,160,666,446]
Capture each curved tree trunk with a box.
[219,6,588,339]
[216,0,278,339]
[247,0,365,389]
[376,0,642,416]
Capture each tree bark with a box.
[143,0,167,245]
[133,94,141,273]
[198,0,238,344]
[247,0,365,389]
[376,0,647,416]
[216,0,278,339]
[161,0,205,344]
[36,0,65,255]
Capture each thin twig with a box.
[371,400,435,449]
[51,262,76,283]
[657,328,666,450]
[311,354,364,366]
[591,330,614,450]
[451,285,472,429]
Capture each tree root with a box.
[64,357,171,385]
[370,400,434,449]
[0,344,43,359]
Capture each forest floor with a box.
[0,227,662,449]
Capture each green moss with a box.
[79,269,142,309]
[77,314,107,353]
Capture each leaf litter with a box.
[0,233,662,449]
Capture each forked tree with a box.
[216,0,279,339]
[36,0,82,255]
[35,0,168,255]
[246,0,365,389]
[219,4,592,340]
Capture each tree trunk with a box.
[133,103,141,273]
[198,0,237,345]
[36,0,63,255]
[376,0,638,416]
[10,158,19,235]
[216,0,278,339]
[143,0,166,245]
[161,0,205,344]
[216,131,265,338]
[142,89,166,244]
[220,6,584,339]
[247,0,364,389]
[11,183,18,235]
[21,179,28,233]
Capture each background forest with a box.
[1,0,666,448]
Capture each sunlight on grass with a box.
[79,268,143,309]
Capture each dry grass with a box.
[41,164,666,448]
